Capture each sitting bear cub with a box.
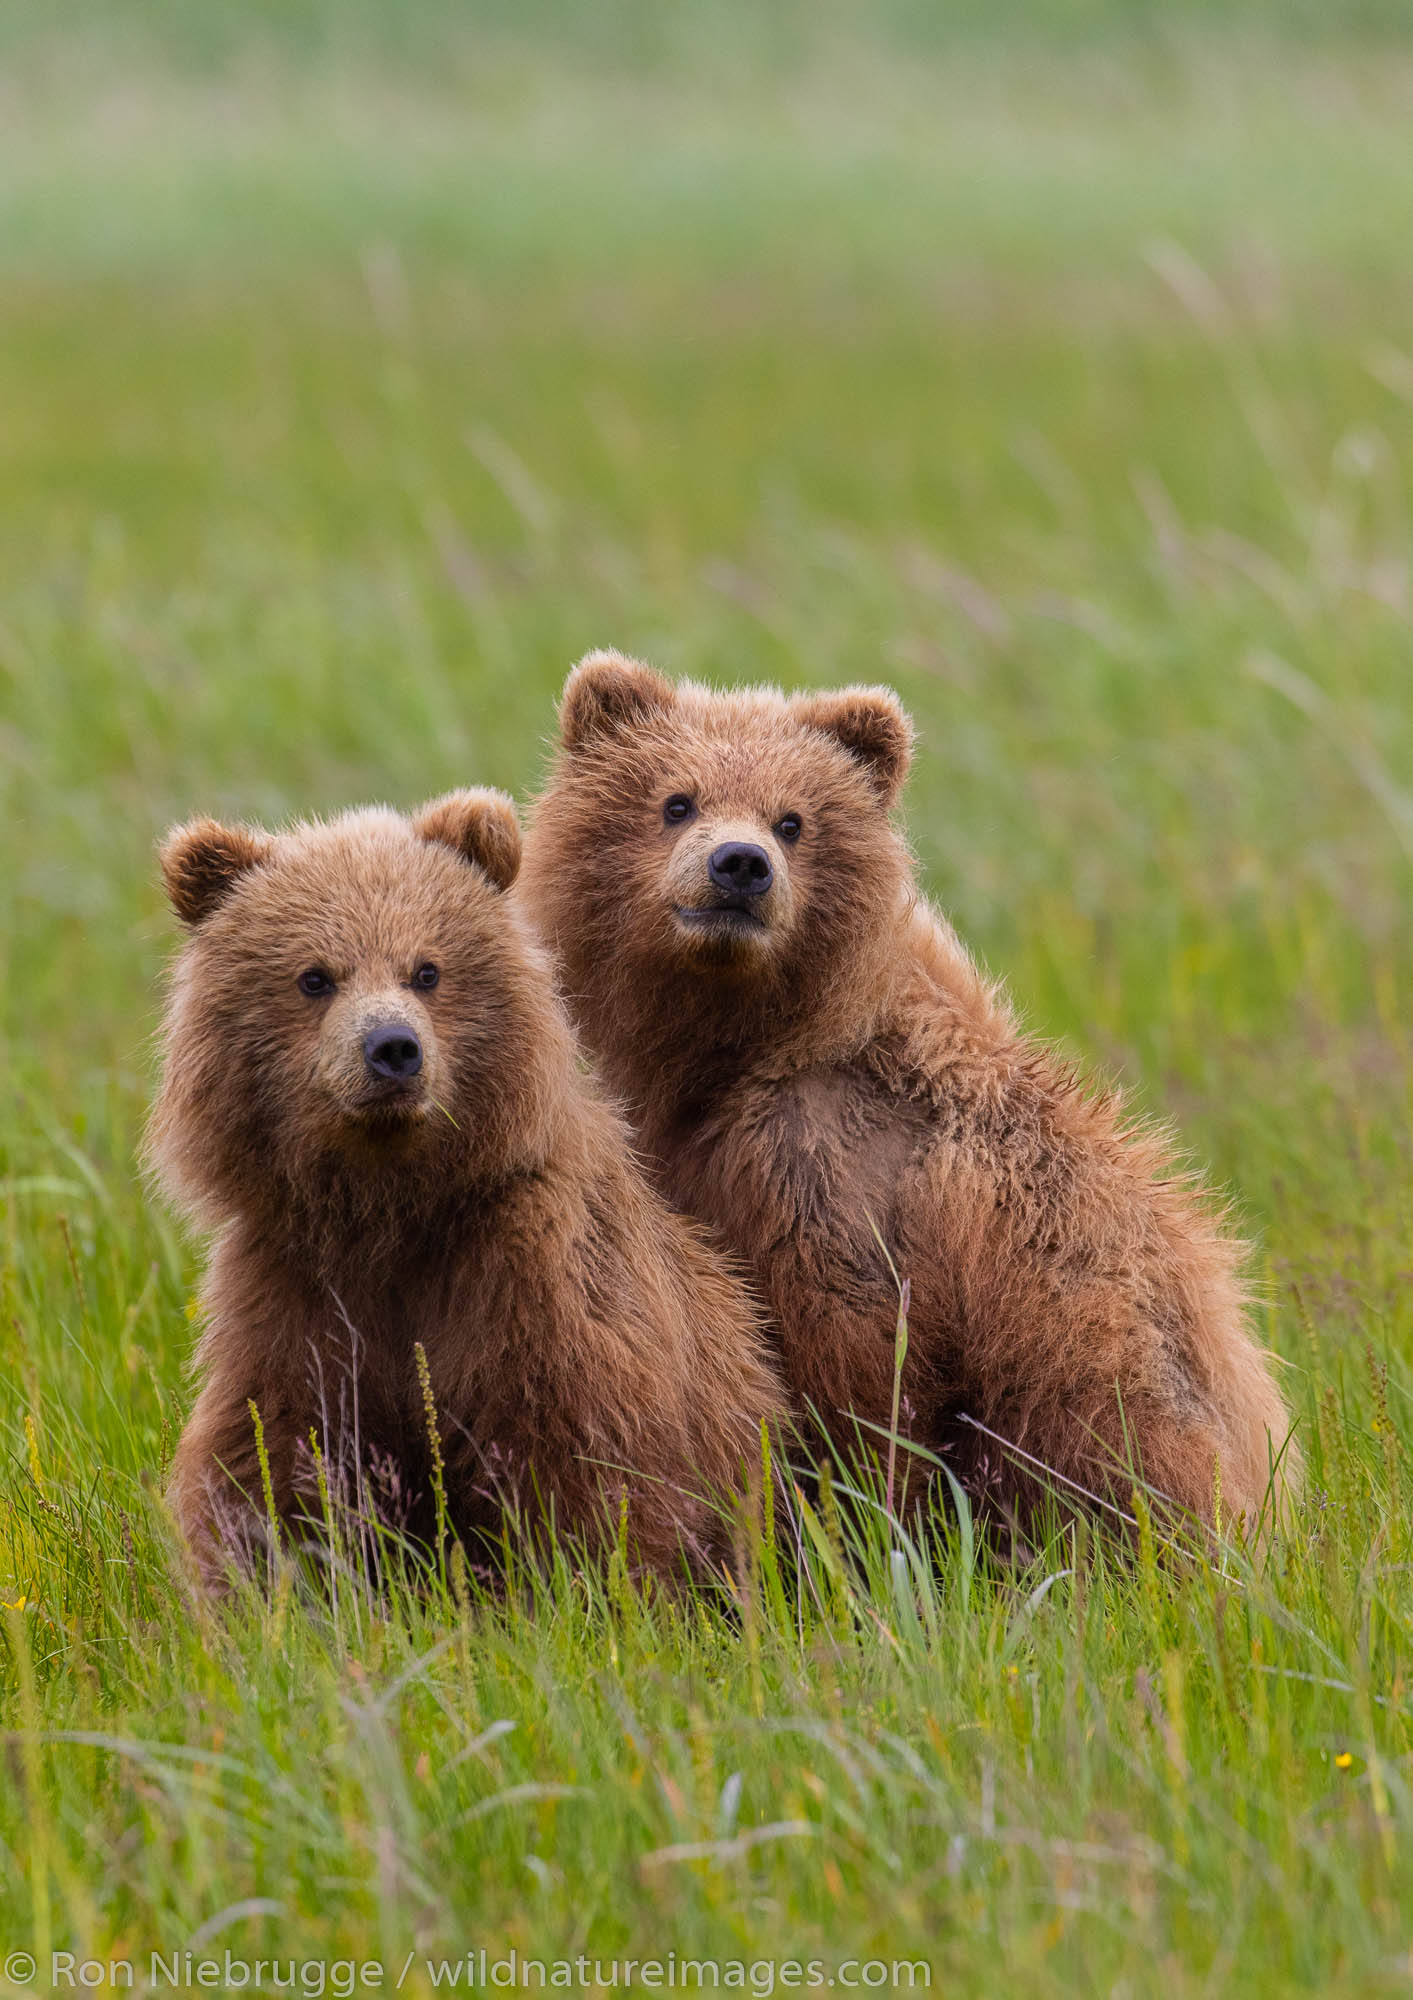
[150,788,784,1583]
[520,652,1297,1537]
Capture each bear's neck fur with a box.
[519,867,928,1142]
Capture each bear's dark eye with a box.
[298,968,335,998]
[413,963,440,991]
[663,794,697,827]
[775,812,803,842]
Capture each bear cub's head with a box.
[528,651,915,1005]
[151,790,563,1225]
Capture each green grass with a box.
[3,7,1413,1993]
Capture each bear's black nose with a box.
[708,842,773,898]
[363,1023,423,1081]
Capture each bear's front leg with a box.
[167,1369,297,1586]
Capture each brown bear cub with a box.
[519,652,1297,1538]
[150,789,784,1585]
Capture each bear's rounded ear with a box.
[414,787,521,892]
[559,648,676,752]
[790,685,915,806]
[160,818,273,927]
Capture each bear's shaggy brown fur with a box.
[519,652,1297,1536]
[150,789,785,1583]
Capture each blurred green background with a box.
[2,2,1412,1990]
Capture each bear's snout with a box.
[707,842,773,902]
[661,818,794,951]
[316,990,440,1127]
[363,1021,424,1082]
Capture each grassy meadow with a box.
[3,5,1413,1991]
